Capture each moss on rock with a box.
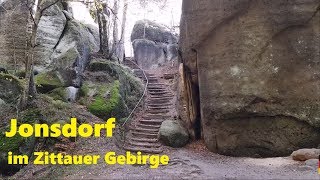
[48,87,67,102]
[88,80,127,120]
[0,73,23,104]
[0,113,37,175]
[36,71,64,93]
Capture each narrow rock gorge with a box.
[1,0,320,179]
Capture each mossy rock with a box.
[88,59,129,78]
[53,46,79,69]
[48,87,67,102]
[0,73,23,104]
[0,119,36,175]
[15,70,26,79]
[88,80,127,120]
[36,71,64,93]
[87,59,143,109]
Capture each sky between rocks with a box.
[69,0,182,56]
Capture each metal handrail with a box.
[121,60,149,128]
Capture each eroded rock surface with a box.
[179,0,320,157]
[160,120,189,148]
[131,20,178,69]
[0,0,99,87]
[291,149,320,161]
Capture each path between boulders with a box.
[12,60,319,179]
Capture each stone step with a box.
[148,83,166,85]
[133,69,152,74]
[148,86,166,89]
[139,119,164,125]
[163,73,175,79]
[149,96,172,100]
[138,75,157,79]
[136,123,161,129]
[147,103,173,107]
[128,137,159,143]
[148,106,170,110]
[142,115,170,120]
[148,89,167,92]
[147,109,170,114]
[145,79,158,83]
[147,99,171,104]
[150,95,174,98]
[149,91,172,95]
[131,131,158,138]
[127,141,161,148]
[131,127,159,133]
[124,145,162,154]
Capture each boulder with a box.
[35,71,64,93]
[132,39,166,69]
[131,20,178,69]
[0,0,99,88]
[131,20,177,44]
[166,44,179,61]
[159,120,189,148]
[179,0,320,157]
[291,149,320,161]
[50,18,99,87]
[47,86,79,102]
[80,59,143,119]
[0,74,23,104]
[34,2,67,68]
[0,0,29,70]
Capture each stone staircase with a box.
[123,60,174,154]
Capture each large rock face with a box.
[0,0,29,69]
[0,74,23,104]
[34,2,67,68]
[0,0,99,88]
[131,20,178,69]
[179,0,320,157]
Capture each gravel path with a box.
[64,142,319,179]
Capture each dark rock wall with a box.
[179,0,320,157]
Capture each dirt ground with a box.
[11,136,319,180]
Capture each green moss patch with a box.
[48,87,67,102]
[36,71,64,93]
[88,80,126,119]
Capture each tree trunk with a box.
[109,0,119,59]
[117,0,127,63]
[95,1,104,54]
[101,8,109,56]
[20,0,42,109]
[20,0,59,109]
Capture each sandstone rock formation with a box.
[0,0,99,88]
[79,58,143,120]
[0,74,23,105]
[179,0,320,157]
[0,0,29,69]
[291,149,320,161]
[159,120,189,148]
[131,20,178,69]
